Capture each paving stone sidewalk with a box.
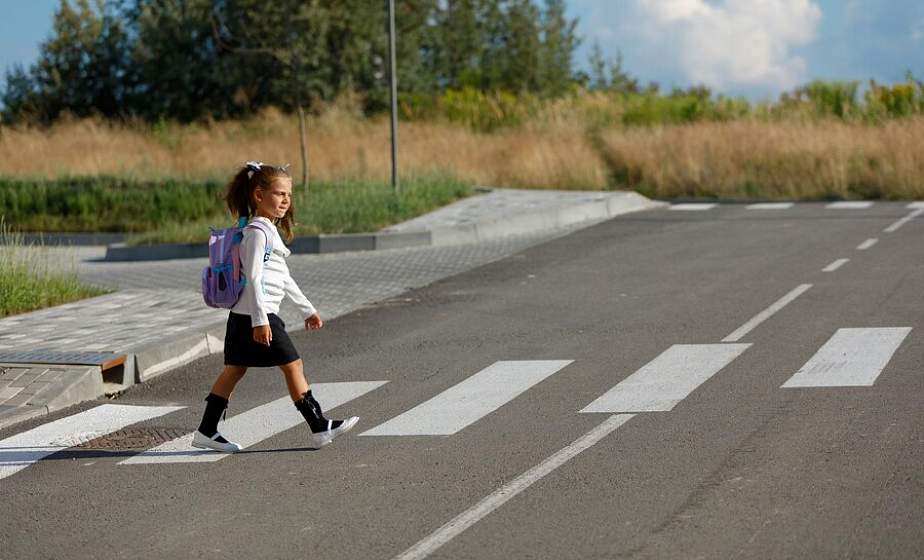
[0,188,662,429]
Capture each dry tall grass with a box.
[598,118,924,199]
[2,102,923,199]
[0,106,608,190]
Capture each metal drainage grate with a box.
[73,428,189,449]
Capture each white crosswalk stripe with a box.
[826,201,873,209]
[781,328,911,388]
[669,203,717,211]
[361,361,573,436]
[120,381,386,465]
[580,344,751,413]
[0,404,184,481]
[746,202,794,210]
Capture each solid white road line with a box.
[823,258,849,272]
[746,202,794,210]
[906,202,924,209]
[120,381,386,465]
[826,201,873,209]
[361,361,573,436]
[580,344,750,413]
[722,284,812,343]
[884,208,924,233]
[669,203,717,211]
[391,413,635,560]
[782,328,911,388]
[856,238,878,250]
[0,404,184,481]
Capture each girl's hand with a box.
[253,325,272,346]
[305,314,323,330]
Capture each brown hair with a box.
[224,163,296,241]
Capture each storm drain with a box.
[71,428,189,449]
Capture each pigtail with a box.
[224,167,256,220]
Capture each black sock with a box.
[197,393,230,442]
[294,391,343,433]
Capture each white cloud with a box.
[635,0,822,93]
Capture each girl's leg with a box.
[283,359,359,445]
[192,365,248,452]
[280,359,310,401]
[210,365,248,399]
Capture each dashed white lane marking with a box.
[856,238,878,250]
[883,208,924,233]
[669,203,717,211]
[746,202,794,210]
[121,382,386,465]
[580,344,750,413]
[823,258,849,272]
[723,284,813,343]
[782,328,911,387]
[361,361,572,436]
[826,201,873,209]
[391,413,635,560]
[0,405,184,481]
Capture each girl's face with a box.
[254,178,293,219]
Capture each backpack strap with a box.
[245,220,274,263]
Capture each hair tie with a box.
[245,160,263,179]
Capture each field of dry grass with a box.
[2,101,923,200]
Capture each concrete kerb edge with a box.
[0,363,104,431]
[102,191,665,261]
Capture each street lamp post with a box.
[388,0,400,193]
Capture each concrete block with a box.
[429,224,478,246]
[318,234,376,253]
[105,241,208,261]
[375,231,431,250]
[556,200,610,226]
[132,321,225,382]
[42,366,105,415]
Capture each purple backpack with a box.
[202,217,274,308]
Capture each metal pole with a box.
[388,0,400,193]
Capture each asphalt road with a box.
[2,202,923,560]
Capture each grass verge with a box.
[0,222,111,318]
[0,174,473,246]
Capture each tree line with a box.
[1,0,607,124]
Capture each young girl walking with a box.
[193,161,358,453]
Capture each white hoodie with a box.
[230,217,317,327]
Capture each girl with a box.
[193,161,358,452]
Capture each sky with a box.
[2,0,923,101]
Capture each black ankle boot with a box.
[294,391,342,433]
[294,391,360,448]
[197,393,231,442]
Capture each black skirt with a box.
[224,312,301,367]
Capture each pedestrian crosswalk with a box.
[0,325,912,482]
[121,382,386,465]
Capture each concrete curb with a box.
[103,191,666,261]
[0,364,104,431]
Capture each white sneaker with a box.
[310,416,359,448]
[192,431,243,453]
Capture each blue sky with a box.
[3,1,923,100]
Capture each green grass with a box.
[0,223,110,318]
[0,174,474,246]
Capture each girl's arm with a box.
[240,228,270,328]
[283,275,318,320]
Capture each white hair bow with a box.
[245,160,263,179]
